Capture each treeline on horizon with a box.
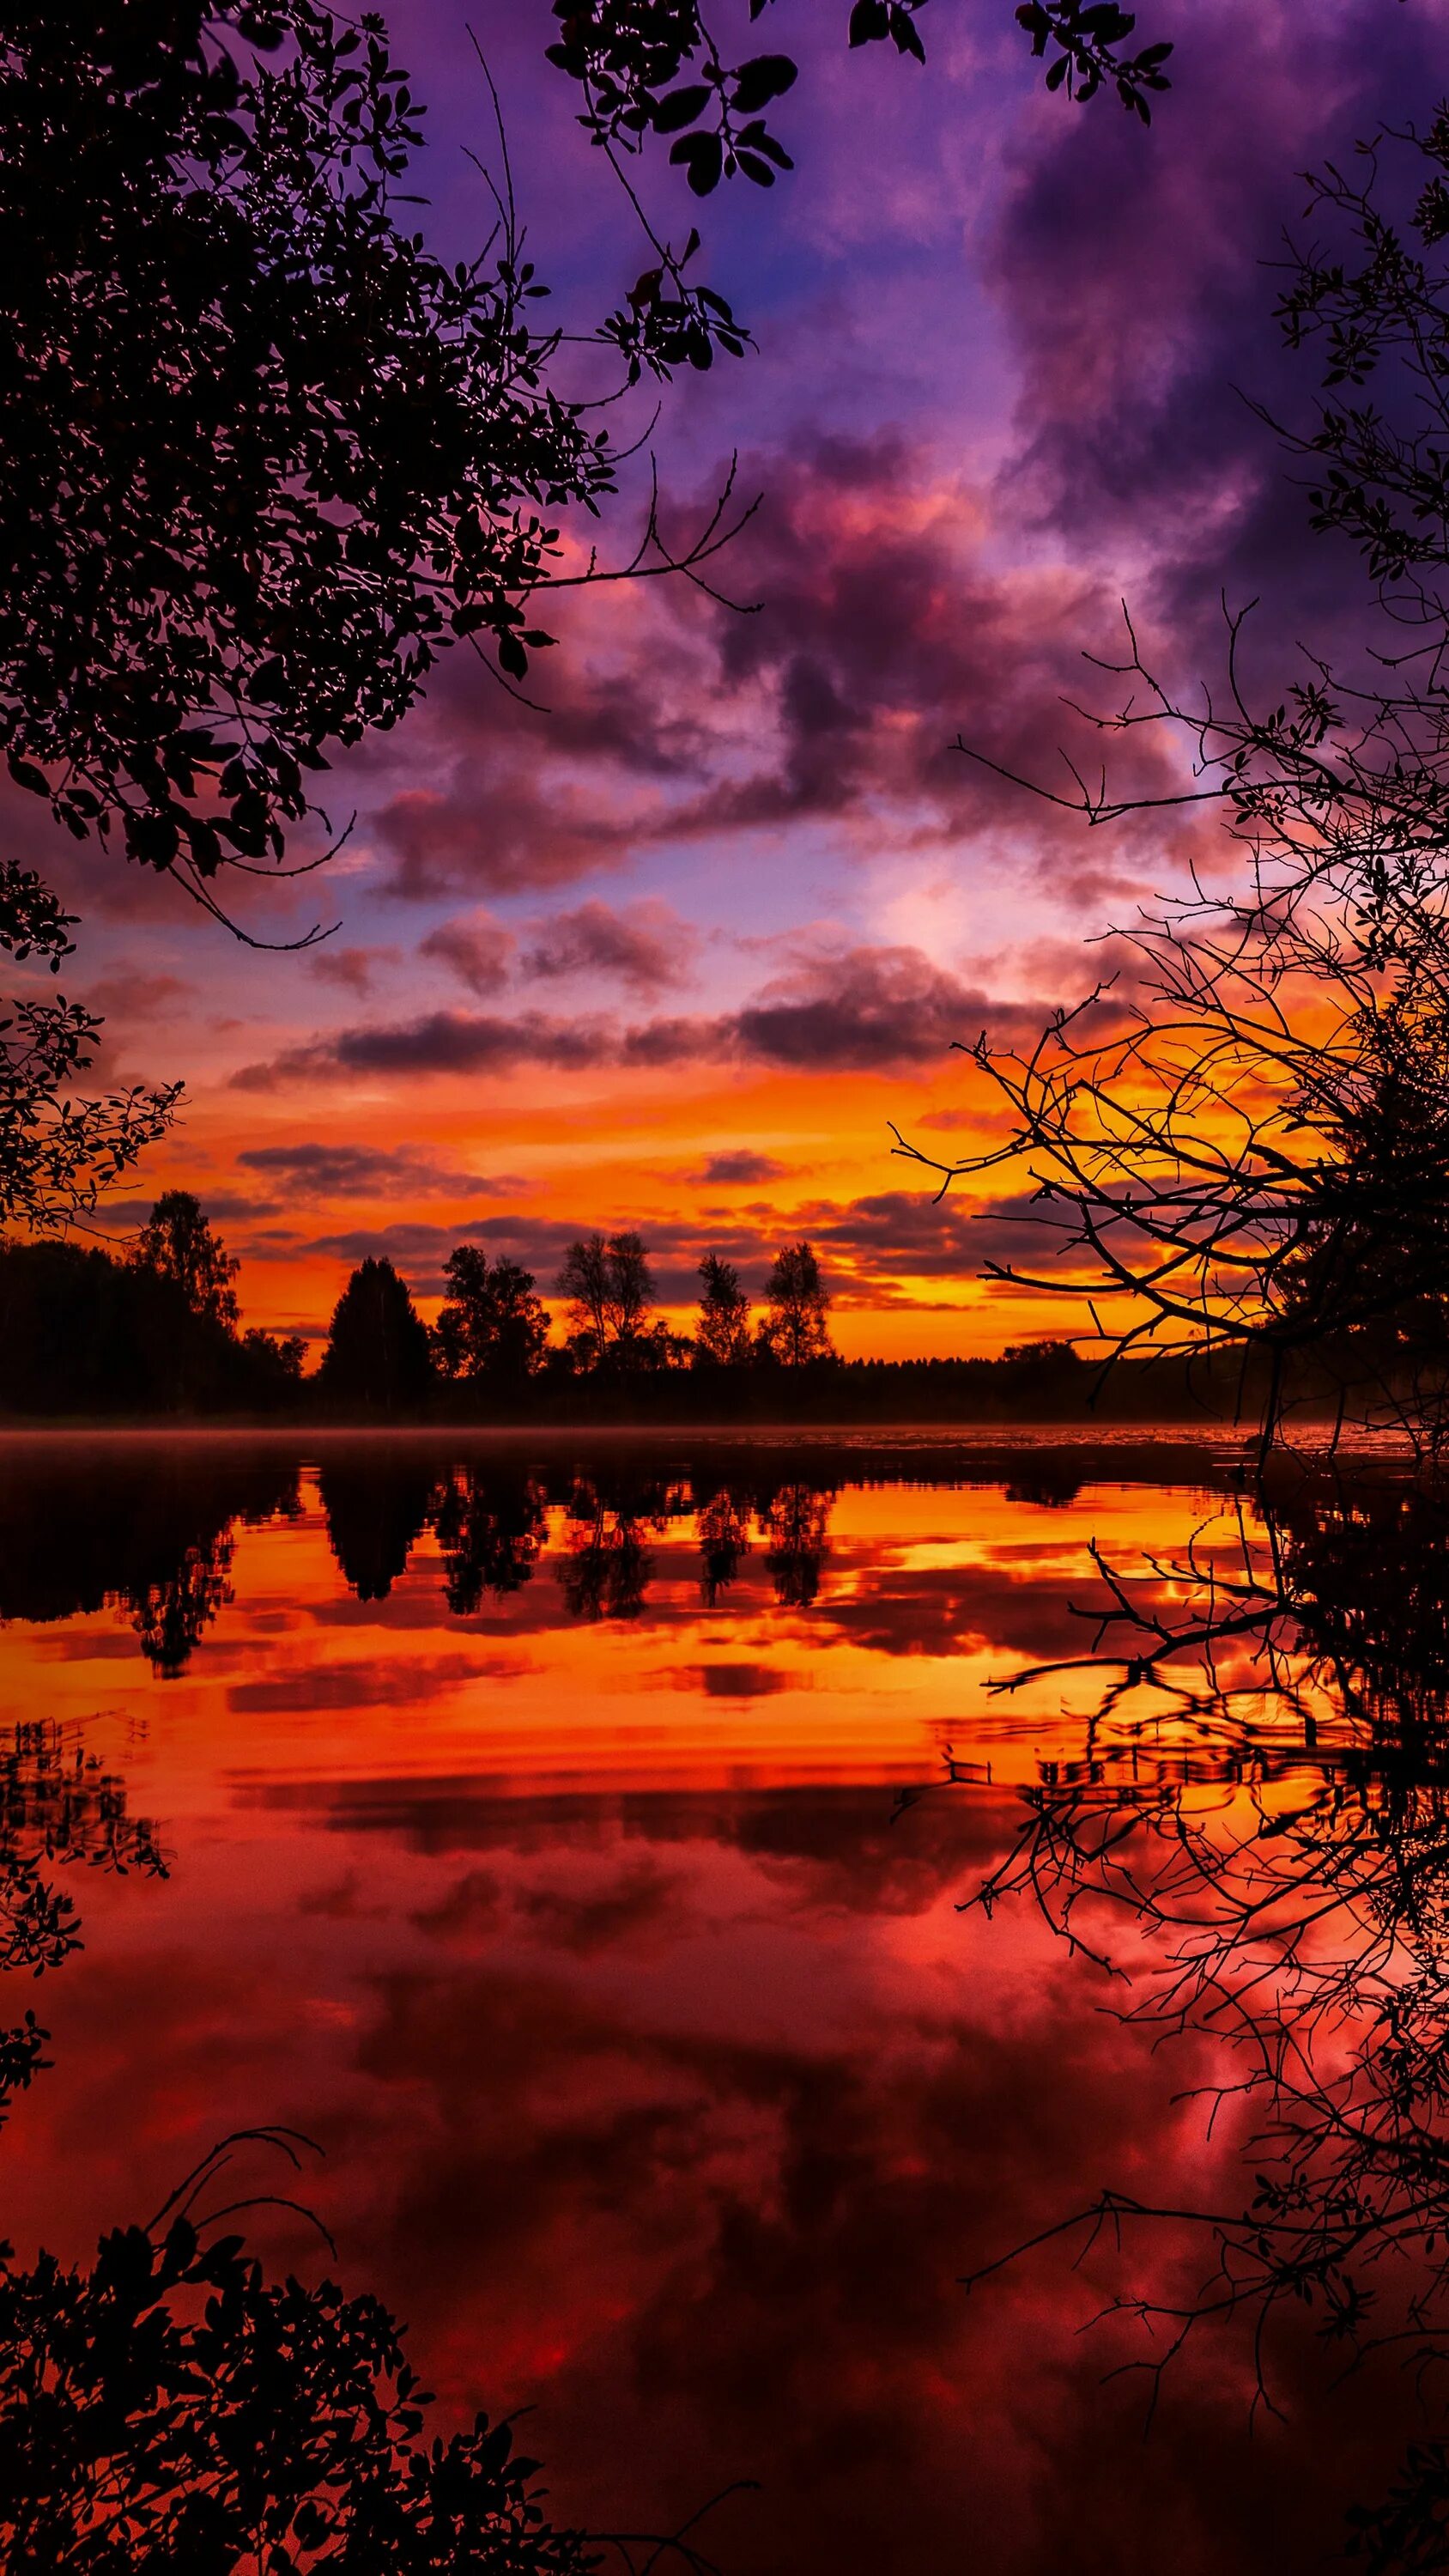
[0,1190,1267,1425]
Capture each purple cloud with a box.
[521,899,699,996]
[229,944,1049,1089]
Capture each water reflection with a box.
[0,1439,866,1672]
[0,1716,165,2129]
[318,1450,437,1603]
[6,1431,1442,2573]
[0,1443,300,1672]
[433,1466,549,1611]
[696,1486,751,1606]
[958,1467,1449,2566]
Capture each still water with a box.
[0,1431,1427,2572]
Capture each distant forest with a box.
[1,1190,1267,1425]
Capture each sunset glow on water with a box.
[0,1431,1410,2575]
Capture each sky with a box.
[18,0,1449,1353]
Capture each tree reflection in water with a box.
[694,1485,752,1607]
[433,1466,549,1613]
[318,1452,438,1604]
[0,1441,852,1653]
[0,1445,855,2567]
[961,1471,1449,2569]
[761,1484,831,1610]
[129,1534,236,1677]
[0,1719,166,2124]
[560,1473,671,1624]
[0,1446,301,1675]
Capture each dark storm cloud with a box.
[626,430,1204,889]
[230,1010,627,1089]
[732,943,1016,1071]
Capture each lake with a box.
[0,1429,1429,2573]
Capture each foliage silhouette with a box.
[0,866,179,1233]
[319,1258,435,1412]
[0,1,634,914]
[0,2122,751,2576]
[0,2133,603,2576]
[694,1255,752,1369]
[433,1250,549,1387]
[897,121,1449,1454]
[757,1242,834,1370]
[547,0,1173,246]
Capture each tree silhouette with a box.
[433,1249,549,1383]
[239,1324,307,1402]
[896,120,1449,1454]
[694,1253,751,1367]
[0,0,637,913]
[318,1259,433,1412]
[134,1189,240,1333]
[0,1234,307,1417]
[758,1242,834,1369]
[556,1231,658,1368]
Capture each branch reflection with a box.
[964,1469,1449,2568]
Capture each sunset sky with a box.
[16,0,1441,1353]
